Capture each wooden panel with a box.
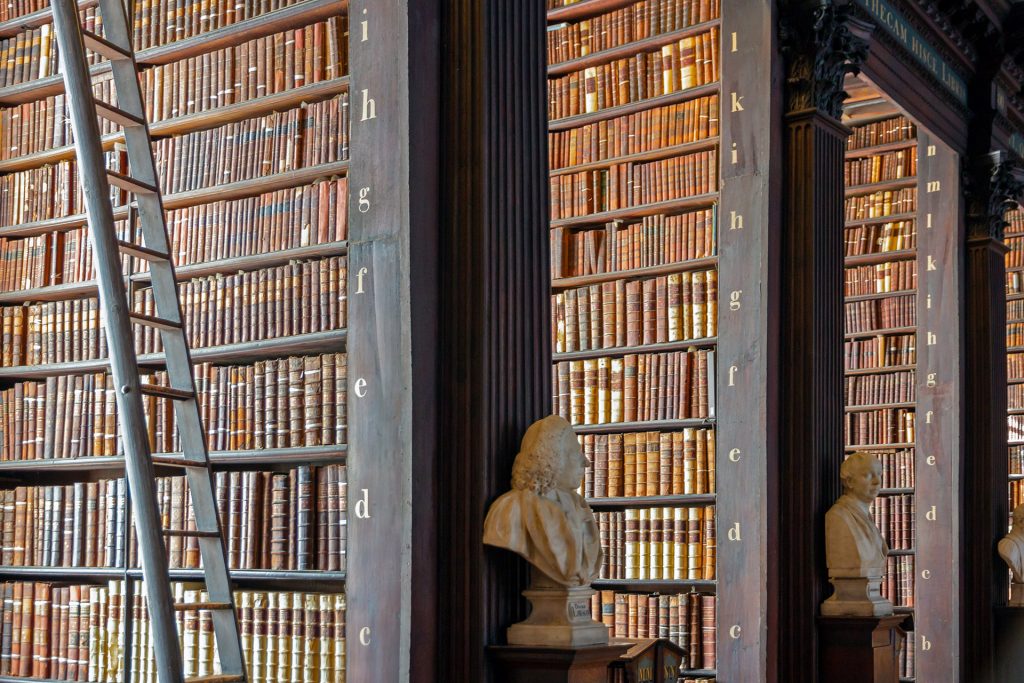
[717,0,779,680]
[345,0,413,680]
[914,132,963,679]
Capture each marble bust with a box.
[999,503,1024,605]
[483,415,607,646]
[483,414,602,587]
[821,451,894,617]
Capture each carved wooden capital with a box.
[780,0,869,118]
[964,152,1024,242]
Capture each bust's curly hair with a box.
[511,415,573,494]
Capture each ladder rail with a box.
[51,1,247,680]
[48,3,186,682]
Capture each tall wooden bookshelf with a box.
[1007,206,1024,524]
[0,1,351,680]
[545,0,775,679]
[840,75,963,683]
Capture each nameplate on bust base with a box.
[507,581,609,647]
[821,574,894,617]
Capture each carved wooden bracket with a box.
[780,0,870,118]
[964,151,1024,241]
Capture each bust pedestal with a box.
[488,643,631,683]
[819,614,913,683]
[995,607,1024,679]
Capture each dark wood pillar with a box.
[777,3,866,680]
[435,1,552,681]
[961,153,1023,683]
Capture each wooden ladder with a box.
[49,1,246,681]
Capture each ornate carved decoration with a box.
[780,1,869,118]
[965,153,1024,242]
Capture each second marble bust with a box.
[822,451,894,617]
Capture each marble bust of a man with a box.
[483,414,602,588]
[999,503,1024,605]
[822,451,893,617]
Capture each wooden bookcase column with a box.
[345,0,440,680]
[716,0,779,680]
[777,4,867,680]
[962,153,1023,682]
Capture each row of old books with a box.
[844,334,916,370]
[845,409,916,446]
[871,493,915,551]
[0,1,309,80]
[134,586,346,683]
[0,98,348,228]
[1009,323,1024,348]
[0,19,349,161]
[861,449,916,489]
[548,94,719,170]
[591,590,716,670]
[549,149,718,219]
[0,257,346,367]
[1010,385,1024,411]
[547,28,720,119]
[844,220,917,256]
[550,208,717,280]
[0,580,346,683]
[1011,480,1024,510]
[1008,352,1024,381]
[0,178,348,293]
[137,16,348,121]
[843,148,917,187]
[0,153,119,228]
[1007,237,1024,268]
[552,270,718,353]
[580,427,716,498]
[845,370,916,406]
[846,115,917,150]
[552,349,715,425]
[153,95,348,195]
[0,581,124,681]
[1010,445,1023,474]
[134,257,347,351]
[1007,300,1024,322]
[546,0,719,64]
[0,354,348,460]
[0,464,346,571]
[595,506,715,580]
[882,555,914,608]
[844,294,917,334]
[144,465,346,571]
[901,635,916,680]
[844,188,917,222]
[1009,415,1024,443]
[844,261,917,296]
[1007,272,1024,296]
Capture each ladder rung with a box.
[185,675,245,683]
[81,29,133,61]
[162,529,220,538]
[116,239,169,262]
[95,100,147,128]
[140,384,195,401]
[130,312,182,331]
[174,601,233,611]
[151,455,207,469]
[106,169,158,195]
